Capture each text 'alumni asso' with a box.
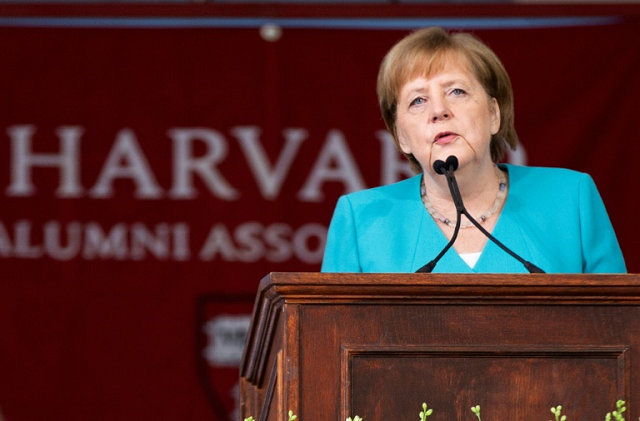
[0,220,326,263]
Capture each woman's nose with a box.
[430,98,451,122]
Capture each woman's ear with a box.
[490,97,501,135]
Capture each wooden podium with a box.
[240,273,640,420]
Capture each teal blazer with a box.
[321,164,626,273]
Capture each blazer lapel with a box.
[473,211,530,273]
[411,209,473,273]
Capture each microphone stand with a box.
[417,157,545,274]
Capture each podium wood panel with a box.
[239,273,640,420]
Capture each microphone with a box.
[416,157,462,273]
[416,156,544,273]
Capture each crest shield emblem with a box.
[196,294,255,421]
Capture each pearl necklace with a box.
[420,165,507,229]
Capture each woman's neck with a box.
[423,162,501,216]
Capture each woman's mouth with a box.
[434,132,458,144]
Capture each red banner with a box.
[0,5,638,420]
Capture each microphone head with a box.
[445,155,459,171]
[433,156,459,174]
[433,160,447,175]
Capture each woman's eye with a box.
[410,97,425,106]
[451,88,466,96]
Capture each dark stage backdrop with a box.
[0,4,638,420]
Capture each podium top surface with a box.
[257,272,640,299]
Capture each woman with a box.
[321,27,626,273]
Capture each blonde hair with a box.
[377,27,518,173]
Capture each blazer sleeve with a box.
[578,174,626,273]
[321,195,362,272]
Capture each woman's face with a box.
[395,58,500,175]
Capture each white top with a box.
[459,252,482,268]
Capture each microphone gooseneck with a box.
[416,156,544,274]
[416,157,462,273]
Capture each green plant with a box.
[471,404,481,420]
[550,405,567,421]
[420,402,433,420]
[605,400,626,421]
